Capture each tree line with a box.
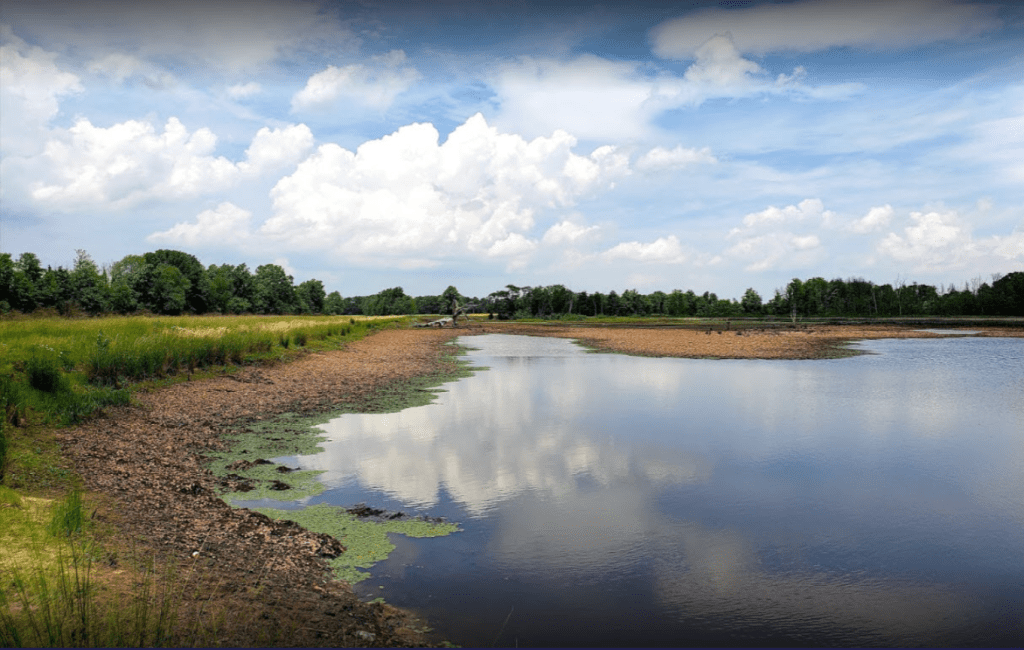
[1,248,1021,319]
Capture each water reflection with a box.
[283,334,1024,646]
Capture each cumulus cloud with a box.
[291,50,420,112]
[647,33,861,108]
[849,204,894,233]
[635,145,716,172]
[738,198,834,230]
[260,113,628,264]
[28,118,314,208]
[726,232,824,272]
[542,220,600,245]
[602,236,685,264]
[876,208,1024,272]
[0,27,82,155]
[725,199,831,271]
[238,124,315,173]
[148,201,252,247]
[650,0,1002,58]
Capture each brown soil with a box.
[57,327,464,647]
[470,321,1024,359]
[53,320,1023,646]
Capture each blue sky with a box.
[1,0,1022,300]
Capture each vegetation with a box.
[0,313,403,646]
[5,249,1020,322]
[0,490,284,647]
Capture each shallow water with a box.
[272,333,1024,647]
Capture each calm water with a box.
[272,334,1024,647]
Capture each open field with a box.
[3,315,1022,646]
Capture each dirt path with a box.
[54,321,1022,646]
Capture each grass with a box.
[0,313,411,646]
[0,475,298,646]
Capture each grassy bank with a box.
[0,313,406,647]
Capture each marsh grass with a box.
[0,491,280,647]
[0,314,401,430]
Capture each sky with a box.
[1,0,1022,300]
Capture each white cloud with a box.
[739,198,833,230]
[650,0,1002,58]
[647,33,862,108]
[849,204,894,233]
[726,232,824,272]
[602,236,685,264]
[683,33,764,86]
[147,201,252,247]
[542,220,600,245]
[725,199,830,271]
[791,234,820,250]
[226,82,262,99]
[635,145,717,172]
[291,50,420,112]
[238,124,315,174]
[0,27,82,155]
[260,113,628,264]
[28,118,313,208]
[877,208,1024,272]
[491,54,658,141]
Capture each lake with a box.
[273,333,1024,647]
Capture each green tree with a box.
[441,286,462,315]
[151,264,190,314]
[324,291,344,315]
[71,250,109,314]
[296,279,326,314]
[252,264,296,314]
[0,253,13,312]
[143,249,210,313]
[740,288,762,314]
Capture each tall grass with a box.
[0,314,400,426]
[1,493,176,647]
[0,492,295,647]
[0,393,8,482]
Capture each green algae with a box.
[204,339,477,581]
[253,503,459,585]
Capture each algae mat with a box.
[206,341,478,584]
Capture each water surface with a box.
[274,334,1024,646]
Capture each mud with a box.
[56,327,467,647]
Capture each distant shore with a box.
[461,320,1024,359]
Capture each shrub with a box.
[27,350,67,393]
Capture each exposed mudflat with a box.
[471,321,1024,358]
[57,327,463,647]
[54,321,1022,646]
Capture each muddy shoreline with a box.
[55,322,1022,646]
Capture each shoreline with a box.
[52,321,1022,646]
[463,321,1024,359]
[56,326,466,647]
